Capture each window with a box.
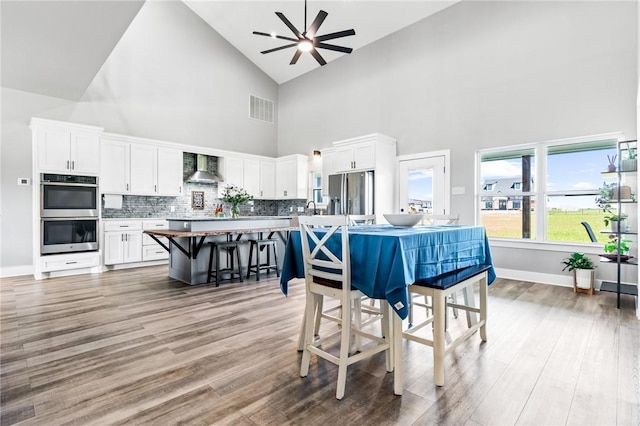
[477,136,620,243]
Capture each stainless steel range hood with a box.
[186,154,221,183]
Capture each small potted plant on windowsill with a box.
[561,252,595,295]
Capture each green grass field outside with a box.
[481,209,609,242]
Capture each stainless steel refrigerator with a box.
[327,171,375,215]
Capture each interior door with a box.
[398,155,447,214]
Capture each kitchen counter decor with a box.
[221,184,252,218]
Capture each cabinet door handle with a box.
[66,160,70,170]
[154,185,157,192]
[126,183,129,191]
[71,160,75,170]
[65,261,77,265]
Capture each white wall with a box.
[0,1,279,273]
[277,0,638,277]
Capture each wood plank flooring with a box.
[1,266,639,425]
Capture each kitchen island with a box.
[146,216,295,285]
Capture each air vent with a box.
[249,94,274,123]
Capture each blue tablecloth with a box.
[279,224,496,320]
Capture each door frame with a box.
[396,149,451,215]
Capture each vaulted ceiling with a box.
[1,1,458,101]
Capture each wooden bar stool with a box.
[246,231,279,281]
[207,236,243,287]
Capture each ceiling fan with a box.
[252,0,356,66]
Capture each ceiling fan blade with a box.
[316,43,353,54]
[261,43,298,54]
[315,29,356,42]
[253,31,298,42]
[275,12,302,38]
[309,48,327,66]
[290,49,303,65]
[306,10,328,39]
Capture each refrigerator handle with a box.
[342,174,347,215]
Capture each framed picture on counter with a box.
[191,191,205,210]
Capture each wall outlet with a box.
[297,206,304,212]
[170,206,176,212]
[17,178,30,185]
[451,186,466,195]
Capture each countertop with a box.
[102,216,293,221]
[166,216,293,222]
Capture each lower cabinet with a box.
[103,219,168,266]
[142,220,169,261]
[103,220,142,265]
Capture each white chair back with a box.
[425,213,460,225]
[297,215,350,290]
[348,214,376,226]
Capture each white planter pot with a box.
[574,268,595,293]
[611,219,627,232]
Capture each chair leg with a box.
[273,243,280,277]
[215,245,221,287]
[479,275,488,342]
[236,246,243,282]
[352,298,362,353]
[433,290,446,386]
[336,295,351,400]
[207,243,214,284]
[300,293,318,377]
[381,302,392,373]
[246,242,254,279]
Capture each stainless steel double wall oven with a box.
[40,173,99,254]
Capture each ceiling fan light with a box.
[298,40,313,52]
[270,32,277,38]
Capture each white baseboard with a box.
[0,265,34,278]
[495,267,603,290]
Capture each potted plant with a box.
[561,252,595,294]
[607,154,617,172]
[596,182,629,231]
[221,184,252,218]
[602,234,633,261]
[620,147,637,172]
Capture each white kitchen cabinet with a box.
[33,119,102,175]
[259,159,276,199]
[333,141,376,173]
[103,220,142,265]
[156,147,183,196]
[243,158,260,198]
[130,144,157,194]
[100,135,183,196]
[276,154,309,199]
[142,220,169,261]
[329,134,397,223]
[100,138,130,193]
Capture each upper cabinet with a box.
[333,141,376,173]
[100,134,183,196]
[276,154,309,199]
[219,155,276,200]
[32,118,103,175]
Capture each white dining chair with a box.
[347,214,376,226]
[424,213,460,225]
[297,215,391,400]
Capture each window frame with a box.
[475,132,625,245]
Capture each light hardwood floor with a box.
[1,266,639,425]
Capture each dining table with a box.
[279,223,496,395]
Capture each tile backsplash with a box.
[101,153,308,218]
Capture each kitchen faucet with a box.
[306,200,317,215]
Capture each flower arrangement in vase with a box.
[221,185,252,218]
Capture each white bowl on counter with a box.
[383,213,424,227]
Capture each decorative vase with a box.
[231,204,240,219]
[607,164,617,172]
